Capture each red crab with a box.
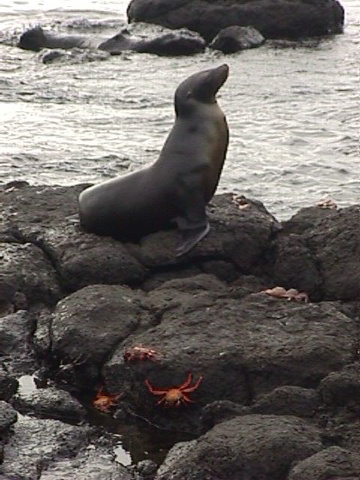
[145,372,203,407]
[93,386,123,413]
[123,345,162,362]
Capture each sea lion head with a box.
[18,26,47,51]
[174,63,229,115]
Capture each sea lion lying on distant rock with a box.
[79,64,229,256]
[18,26,206,56]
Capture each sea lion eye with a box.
[186,90,193,99]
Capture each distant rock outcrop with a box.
[127,0,345,41]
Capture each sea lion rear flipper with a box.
[175,202,210,257]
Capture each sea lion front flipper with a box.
[175,220,210,257]
[175,199,210,257]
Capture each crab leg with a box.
[145,379,170,395]
[181,375,203,393]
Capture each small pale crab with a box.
[264,286,309,303]
[145,372,203,407]
[123,345,163,363]
[93,386,123,413]
[316,197,337,209]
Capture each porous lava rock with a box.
[0,415,91,479]
[51,284,150,386]
[0,365,18,401]
[102,283,356,432]
[319,363,360,408]
[251,385,321,418]
[287,445,360,480]
[156,415,323,480]
[209,25,265,53]
[13,385,86,423]
[0,311,38,375]
[1,181,359,478]
[0,400,18,432]
[127,0,345,42]
[272,205,360,301]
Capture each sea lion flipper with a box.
[175,221,210,257]
[175,201,210,256]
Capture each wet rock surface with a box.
[0,181,359,478]
[127,0,345,42]
[287,446,360,480]
[157,415,323,480]
[209,26,265,53]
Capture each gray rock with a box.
[38,444,133,480]
[0,183,146,293]
[305,206,360,301]
[251,386,321,417]
[104,290,356,432]
[0,311,38,376]
[0,416,91,479]
[281,206,339,235]
[51,284,150,385]
[0,242,61,308]
[288,446,360,480]
[209,26,265,53]
[129,194,279,272]
[13,386,86,423]
[156,415,323,480]
[319,363,360,408]
[38,223,147,292]
[0,400,18,432]
[272,205,360,301]
[201,400,250,432]
[0,365,18,401]
[271,234,322,300]
[127,0,344,41]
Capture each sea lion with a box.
[79,64,229,256]
[18,26,205,57]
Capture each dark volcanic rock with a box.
[305,206,360,301]
[288,446,360,480]
[39,445,134,480]
[0,311,39,376]
[251,386,321,418]
[37,224,147,292]
[0,242,61,308]
[103,288,356,432]
[127,0,345,41]
[0,415,91,479]
[13,385,86,422]
[271,234,322,300]
[0,183,147,293]
[51,284,150,385]
[201,400,250,432]
[156,415,323,480]
[209,26,265,53]
[128,194,280,272]
[0,401,18,432]
[0,365,18,401]
[281,205,339,235]
[272,205,360,301]
[319,363,360,408]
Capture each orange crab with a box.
[93,386,123,413]
[145,372,203,407]
[123,345,163,363]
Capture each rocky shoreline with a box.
[0,181,359,479]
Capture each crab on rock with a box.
[93,386,123,412]
[145,372,203,407]
[123,345,162,362]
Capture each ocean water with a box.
[0,0,359,220]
